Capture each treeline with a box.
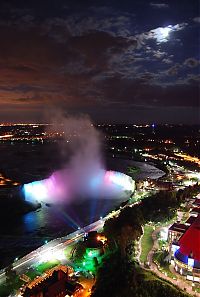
[91,184,200,297]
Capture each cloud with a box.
[136,23,187,45]
[193,17,200,23]
[184,58,199,68]
[10,64,38,72]
[187,74,200,84]
[162,58,173,64]
[64,7,134,38]
[153,50,166,59]
[150,3,169,9]
[0,2,198,124]
[92,73,199,109]
[167,64,180,76]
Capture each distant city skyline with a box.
[0,0,199,123]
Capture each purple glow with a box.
[23,169,135,204]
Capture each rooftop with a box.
[168,223,188,233]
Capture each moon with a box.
[160,27,171,38]
[152,26,172,43]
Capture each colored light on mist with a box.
[22,169,135,204]
[23,181,48,203]
[90,172,103,189]
[105,171,134,191]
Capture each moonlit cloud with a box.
[136,22,188,47]
[146,23,187,44]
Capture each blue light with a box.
[23,181,47,203]
[188,258,194,267]
[175,249,188,264]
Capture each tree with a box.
[5,264,16,285]
[72,241,86,265]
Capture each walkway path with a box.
[146,227,199,297]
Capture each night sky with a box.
[0,0,199,123]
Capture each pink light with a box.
[23,169,135,204]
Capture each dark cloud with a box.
[162,58,173,64]
[139,72,155,82]
[150,3,169,9]
[8,64,38,72]
[186,74,200,84]
[93,74,199,109]
[193,17,200,23]
[14,95,43,102]
[184,58,199,68]
[167,64,180,76]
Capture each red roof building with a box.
[179,215,200,262]
[193,199,200,207]
[173,215,200,278]
[190,207,200,217]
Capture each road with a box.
[0,218,105,286]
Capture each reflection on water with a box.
[23,209,47,233]
[22,197,126,238]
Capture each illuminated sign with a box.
[188,258,194,267]
[171,245,179,254]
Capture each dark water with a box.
[0,195,127,268]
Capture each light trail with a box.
[0,134,13,139]
[175,153,200,167]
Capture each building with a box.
[193,198,200,207]
[80,231,106,273]
[156,180,173,191]
[18,265,83,297]
[185,216,196,226]
[168,223,188,244]
[84,231,104,258]
[190,207,200,217]
[172,215,200,281]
